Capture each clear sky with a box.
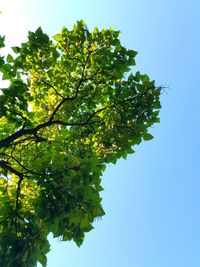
[0,1,200,266]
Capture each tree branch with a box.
[0,94,140,149]
[0,50,93,149]
[0,160,27,178]
[15,175,23,211]
[0,214,14,224]
[0,153,46,177]
[41,79,65,99]
[0,159,26,212]
[49,70,86,122]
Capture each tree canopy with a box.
[0,20,161,267]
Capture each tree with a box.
[0,20,161,267]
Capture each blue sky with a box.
[0,1,200,266]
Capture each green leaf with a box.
[53,33,62,42]
[0,35,5,48]
[134,71,141,82]
[141,74,150,83]
[12,46,20,53]
[0,56,4,67]
[121,150,127,159]
[127,147,135,154]
[82,223,94,233]
[35,27,49,44]
[154,101,161,109]
[74,236,84,247]
[7,54,14,63]
[143,133,154,141]
[128,50,138,58]
[38,254,47,267]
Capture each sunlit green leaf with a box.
[7,54,14,63]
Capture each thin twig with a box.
[41,79,65,99]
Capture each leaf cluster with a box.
[0,20,161,266]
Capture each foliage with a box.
[0,20,161,267]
